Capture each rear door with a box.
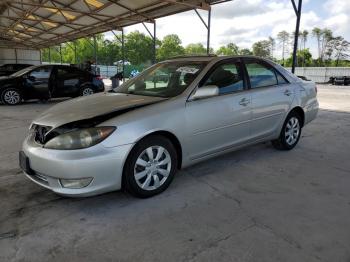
[185,59,252,160]
[243,58,294,139]
[54,66,82,97]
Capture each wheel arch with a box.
[121,130,183,190]
[135,130,183,169]
[288,106,305,127]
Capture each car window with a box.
[57,67,81,78]
[29,67,52,79]
[116,61,207,98]
[245,61,277,88]
[202,61,244,95]
[276,71,288,84]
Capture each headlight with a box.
[44,127,116,150]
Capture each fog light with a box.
[59,178,93,189]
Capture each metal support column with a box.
[291,0,302,73]
[15,48,18,63]
[142,21,156,64]
[74,41,77,64]
[48,47,51,64]
[153,21,156,64]
[194,8,212,54]
[93,35,97,65]
[59,44,62,64]
[122,28,125,80]
[207,8,211,54]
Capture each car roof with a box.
[163,55,273,64]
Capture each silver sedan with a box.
[20,56,318,198]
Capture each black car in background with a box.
[0,65,104,105]
[0,64,33,77]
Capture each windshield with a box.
[10,66,37,77]
[114,61,207,98]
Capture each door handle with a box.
[284,90,292,96]
[239,98,250,106]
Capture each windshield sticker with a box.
[176,67,199,74]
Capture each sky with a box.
[105,0,350,59]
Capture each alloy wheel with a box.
[4,90,20,105]
[134,146,171,191]
[82,88,94,96]
[285,117,300,146]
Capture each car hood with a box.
[33,92,167,128]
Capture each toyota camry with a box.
[20,55,318,198]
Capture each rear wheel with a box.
[80,86,94,96]
[1,88,22,105]
[272,112,302,150]
[123,135,178,198]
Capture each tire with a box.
[272,111,302,150]
[80,86,94,96]
[123,135,178,198]
[1,88,22,105]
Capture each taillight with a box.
[95,75,103,80]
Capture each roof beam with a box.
[163,0,210,10]
[107,0,154,22]
[10,1,116,19]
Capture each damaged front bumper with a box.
[20,135,134,197]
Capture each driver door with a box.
[185,59,252,160]
[24,66,52,99]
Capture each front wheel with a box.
[272,112,302,150]
[123,136,178,198]
[1,88,22,105]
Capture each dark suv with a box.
[0,64,33,77]
[0,65,104,105]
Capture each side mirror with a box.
[191,85,219,100]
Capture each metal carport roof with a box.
[0,0,303,73]
[0,0,229,49]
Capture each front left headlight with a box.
[44,127,116,150]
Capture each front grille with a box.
[31,124,52,145]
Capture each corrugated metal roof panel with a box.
[0,0,226,49]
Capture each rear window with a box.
[245,61,277,88]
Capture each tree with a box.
[125,31,154,65]
[285,48,313,67]
[239,48,253,55]
[252,40,271,58]
[312,27,322,60]
[185,43,207,54]
[216,43,239,55]
[157,34,185,61]
[277,31,289,65]
[329,36,350,66]
[268,36,275,59]
[301,30,308,50]
[320,29,333,61]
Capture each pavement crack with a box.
[184,224,255,262]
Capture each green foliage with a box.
[185,43,207,55]
[252,40,271,58]
[239,48,253,56]
[216,43,239,55]
[157,34,185,60]
[284,48,313,67]
[125,31,154,65]
[41,29,349,68]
